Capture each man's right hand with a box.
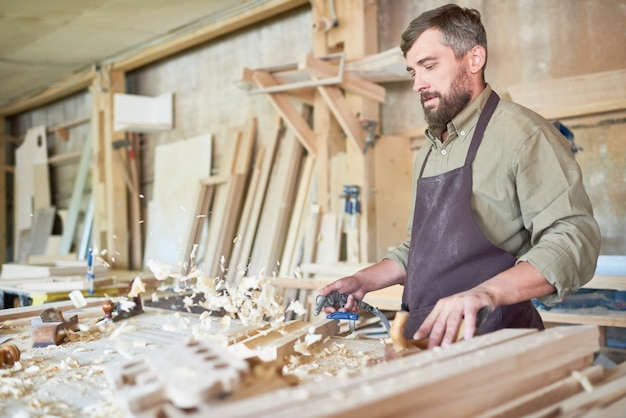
[317,259,407,314]
[318,277,367,313]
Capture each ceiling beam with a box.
[0,0,309,117]
[114,0,309,72]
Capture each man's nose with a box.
[412,75,428,93]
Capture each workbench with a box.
[0,298,383,417]
[2,295,626,417]
[0,270,154,309]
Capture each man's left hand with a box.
[412,289,496,348]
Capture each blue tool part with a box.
[327,311,358,321]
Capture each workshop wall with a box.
[125,6,312,203]
[5,0,625,260]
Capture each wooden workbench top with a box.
[0,302,384,417]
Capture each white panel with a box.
[143,134,212,267]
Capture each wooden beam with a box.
[300,54,386,102]
[583,274,626,291]
[508,69,626,120]
[0,69,95,117]
[0,117,6,264]
[539,309,626,328]
[317,85,366,152]
[91,70,129,269]
[252,70,317,156]
[345,46,411,83]
[0,1,308,117]
[114,0,309,72]
[241,68,315,105]
[47,116,90,141]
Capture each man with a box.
[318,4,601,348]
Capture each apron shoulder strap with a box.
[466,91,500,163]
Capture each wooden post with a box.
[0,117,6,264]
[91,69,129,269]
[313,0,379,262]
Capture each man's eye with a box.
[425,64,434,70]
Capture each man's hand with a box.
[413,288,496,348]
[318,276,367,313]
[317,259,407,314]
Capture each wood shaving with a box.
[286,300,307,316]
[127,276,146,298]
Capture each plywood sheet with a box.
[14,125,49,260]
[144,134,212,267]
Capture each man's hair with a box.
[400,3,487,66]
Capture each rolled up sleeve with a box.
[514,126,601,305]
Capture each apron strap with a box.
[466,91,500,164]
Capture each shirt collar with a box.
[425,84,493,146]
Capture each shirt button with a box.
[460,130,466,136]
[441,149,447,155]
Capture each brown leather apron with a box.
[402,91,544,338]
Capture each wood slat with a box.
[299,54,386,102]
[252,70,317,156]
[508,69,626,120]
[227,116,284,281]
[216,326,598,417]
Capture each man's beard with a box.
[421,68,472,140]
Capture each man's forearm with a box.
[354,258,407,293]
[475,261,556,306]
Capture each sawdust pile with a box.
[283,339,379,384]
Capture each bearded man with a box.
[318,4,601,347]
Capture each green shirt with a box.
[385,85,601,306]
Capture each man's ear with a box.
[468,45,486,74]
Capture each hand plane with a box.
[31,308,79,348]
[315,291,391,336]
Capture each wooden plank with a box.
[344,46,411,83]
[14,125,49,260]
[240,67,315,105]
[180,181,217,274]
[583,274,626,291]
[539,308,626,328]
[374,135,412,259]
[28,207,57,258]
[299,54,386,102]
[211,326,599,417]
[229,318,338,363]
[0,297,109,323]
[48,116,90,140]
[201,129,243,276]
[204,121,256,276]
[317,84,366,151]
[143,134,212,267]
[227,148,265,279]
[227,117,284,280]
[476,365,605,418]
[91,70,129,269]
[252,70,317,156]
[527,374,626,418]
[248,131,304,276]
[508,69,626,119]
[278,154,316,278]
[59,138,92,254]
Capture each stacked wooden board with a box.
[102,324,626,417]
